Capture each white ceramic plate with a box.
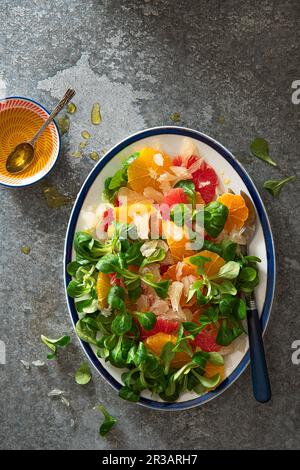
[64,127,275,410]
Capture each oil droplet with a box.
[170,112,181,123]
[43,185,73,208]
[218,115,225,124]
[224,178,231,185]
[81,130,91,139]
[57,115,70,136]
[101,148,107,154]
[91,103,102,125]
[79,141,87,149]
[67,102,77,114]
[89,151,99,161]
[21,245,31,255]
[71,151,82,158]
[220,169,225,176]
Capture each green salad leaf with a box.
[98,404,117,437]
[41,334,71,360]
[111,313,132,336]
[202,239,237,261]
[212,261,240,280]
[140,248,166,268]
[250,137,277,166]
[133,311,157,331]
[204,201,229,238]
[73,232,112,265]
[263,175,295,197]
[75,318,98,345]
[75,362,92,385]
[216,319,244,346]
[103,152,139,202]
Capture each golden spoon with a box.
[6,88,76,174]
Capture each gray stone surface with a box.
[0,0,300,450]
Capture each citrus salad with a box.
[67,145,260,402]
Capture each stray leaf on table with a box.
[263,175,295,197]
[75,362,92,385]
[98,404,117,437]
[250,137,277,167]
[41,334,71,359]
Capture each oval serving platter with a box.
[64,126,275,410]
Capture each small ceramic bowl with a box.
[0,96,60,188]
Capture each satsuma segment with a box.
[127,147,172,193]
[162,220,194,261]
[184,250,225,277]
[144,332,190,368]
[217,193,249,232]
[96,272,111,308]
[204,363,225,382]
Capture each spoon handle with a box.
[246,297,271,403]
[30,88,76,146]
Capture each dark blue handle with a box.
[247,306,271,403]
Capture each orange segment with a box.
[204,363,225,382]
[163,220,193,261]
[184,250,225,277]
[144,332,190,368]
[96,272,111,308]
[217,193,249,232]
[127,147,172,193]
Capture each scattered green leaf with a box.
[263,175,295,197]
[75,362,92,385]
[98,404,117,437]
[41,334,71,359]
[250,137,277,166]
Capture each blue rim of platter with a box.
[64,126,276,411]
[0,96,61,188]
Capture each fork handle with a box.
[247,299,271,403]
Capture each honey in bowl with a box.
[0,102,57,186]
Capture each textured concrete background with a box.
[0,0,300,450]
